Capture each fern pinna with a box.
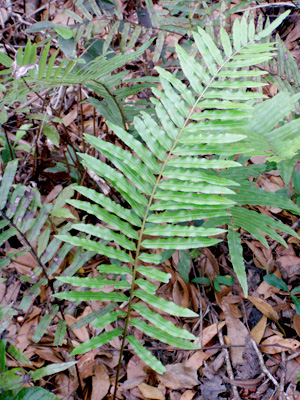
[53,10,300,395]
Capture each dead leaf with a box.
[185,351,210,370]
[201,321,226,347]
[222,299,248,365]
[247,296,279,322]
[260,335,300,354]
[138,383,165,400]
[158,364,199,390]
[180,390,196,400]
[91,363,110,400]
[65,314,89,342]
[251,315,267,344]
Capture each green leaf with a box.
[97,264,132,275]
[134,290,198,317]
[0,159,18,211]
[71,329,122,355]
[263,274,289,292]
[127,335,166,374]
[74,186,142,227]
[142,236,221,250]
[56,235,134,263]
[30,361,77,381]
[227,226,248,297]
[137,266,171,283]
[42,124,60,147]
[132,303,197,340]
[291,295,300,316]
[55,26,74,39]
[72,223,136,251]
[15,387,58,400]
[130,319,199,350]
[56,276,130,289]
[177,250,191,283]
[53,290,128,302]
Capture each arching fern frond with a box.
[53,11,300,382]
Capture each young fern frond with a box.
[53,11,300,384]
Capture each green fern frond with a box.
[52,11,300,377]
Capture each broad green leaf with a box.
[132,303,197,340]
[291,295,300,316]
[144,224,225,237]
[0,159,18,210]
[15,387,58,400]
[127,335,166,374]
[57,276,130,289]
[142,236,221,249]
[97,264,132,275]
[53,290,128,302]
[42,124,60,147]
[228,226,248,297]
[134,290,198,317]
[137,266,171,283]
[72,223,136,251]
[71,329,122,355]
[67,200,138,239]
[131,319,199,350]
[30,361,77,381]
[220,27,232,58]
[56,235,133,263]
[135,278,157,294]
[263,274,288,292]
[53,320,67,346]
[74,186,142,227]
[92,311,126,329]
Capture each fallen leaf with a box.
[185,350,210,370]
[247,296,279,322]
[65,314,89,342]
[180,390,196,400]
[260,335,300,354]
[91,363,110,400]
[251,315,267,344]
[201,321,226,347]
[138,383,165,400]
[158,364,199,390]
[222,299,248,365]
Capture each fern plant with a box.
[50,10,300,397]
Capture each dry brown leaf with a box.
[91,363,110,400]
[185,350,210,370]
[126,355,148,380]
[201,321,226,347]
[65,314,89,342]
[222,299,248,365]
[180,390,196,400]
[138,383,165,400]
[260,335,300,354]
[256,269,281,299]
[158,364,199,390]
[247,296,279,322]
[251,315,267,344]
[122,376,146,391]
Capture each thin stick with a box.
[250,337,279,387]
[279,352,286,400]
[213,314,241,400]
[239,2,296,12]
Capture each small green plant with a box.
[263,274,300,315]
[192,275,235,292]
